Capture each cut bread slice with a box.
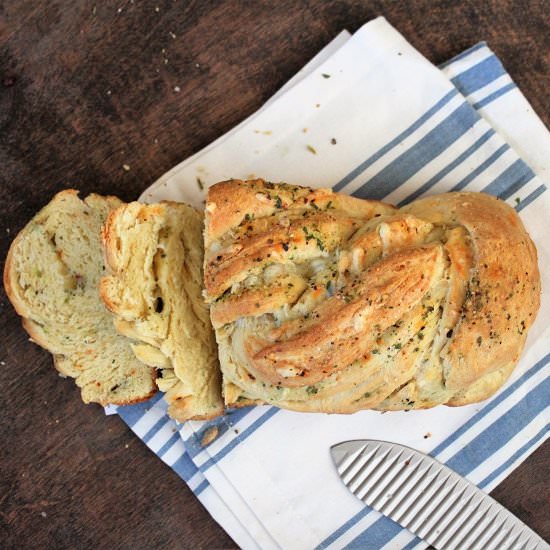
[3,190,158,405]
[100,201,224,422]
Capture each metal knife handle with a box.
[331,440,549,550]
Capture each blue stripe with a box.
[352,102,479,200]
[117,392,165,427]
[449,143,509,191]
[316,507,371,549]
[516,185,547,212]
[346,516,402,549]
[397,128,495,206]
[195,478,210,496]
[479,425,549,490]
[472,82,516,110]
[332,89,459,192]
[199,407,280,472]
[481,159,535,199]
[157,431,181,457]
[171,452,205,482]
[445,376,550,476]
[318,354,549,548]
[438,42,487,69]
[401,537,422,550]
[450,55,506,97]
[141,416,171,444]
[431,353,550,457]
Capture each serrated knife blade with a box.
[331,440,548,550]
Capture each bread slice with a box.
[100,201,224,422]
[3,190,158,405]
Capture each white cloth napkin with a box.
[115,17,550,549]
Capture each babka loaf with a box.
[203,179,540,413]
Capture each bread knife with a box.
[331,440,548,549]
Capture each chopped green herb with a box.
[364,392,371,398]
[196,176,205,190]
[322,73,331,79]
[393,343,402,350]
[306,144,317,155]
[476,336,483,346]
[306,386,318,395]
[302,226,325,251]
[274,195,282,209]
[515,197,521,205]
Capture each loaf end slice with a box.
[3,190,158,405]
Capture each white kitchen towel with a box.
[116,17,550,549]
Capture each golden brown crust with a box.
[247,245,442,388]
[206,180,540,413]
[204,179,393,248]
[403,193,540,390]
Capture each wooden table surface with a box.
[1,1,548,548]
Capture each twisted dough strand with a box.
[205,179,540,413]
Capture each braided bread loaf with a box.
[204,179,540,413]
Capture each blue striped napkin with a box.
[112,17,550,549]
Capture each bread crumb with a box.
[423,432,432,439]
[174,86,181,93]
[40,512,47,518]
[122,164,130,171]
[124,443,129,448]
[169,31,176,39]
[201,426,219,446]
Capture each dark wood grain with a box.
[1,1,548,548]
